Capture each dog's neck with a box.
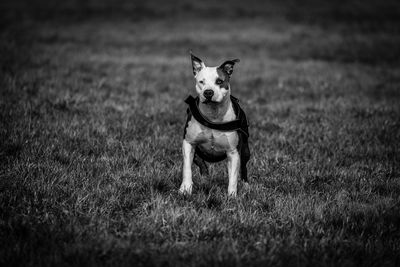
[198,95,234,123]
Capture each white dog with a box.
[180,52,250,196]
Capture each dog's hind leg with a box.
[193,152,209,176]
[240,138,250,182]
[240,164,248,182]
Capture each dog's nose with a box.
[203,89,214,99]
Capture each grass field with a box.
[1,0,400,266]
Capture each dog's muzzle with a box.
[203,89,214,100]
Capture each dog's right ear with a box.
[190,52,205,76]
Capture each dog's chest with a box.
[185,118,239,153]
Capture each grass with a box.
[1,0,400,266]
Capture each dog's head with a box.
[190,52,239,104]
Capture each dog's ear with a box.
[190,52,205,76]
[218,59,240,76]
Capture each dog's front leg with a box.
[179,139,195,194]
[227,149,240,196]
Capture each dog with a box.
[179,52,250,196]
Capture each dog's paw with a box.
[228,189,237,197]
[179,183,193,195]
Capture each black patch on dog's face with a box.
[216,68,230,90]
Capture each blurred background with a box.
[2,0,400,62]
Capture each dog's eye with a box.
[216,79,223,85]
[199,80,205,85]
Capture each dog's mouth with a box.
[202,99,219,104]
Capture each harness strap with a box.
[184,95,249,137]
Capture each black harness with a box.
[183,95,251,181]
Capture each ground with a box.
[1,0,400,266]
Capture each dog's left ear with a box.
[218,59,240,76]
